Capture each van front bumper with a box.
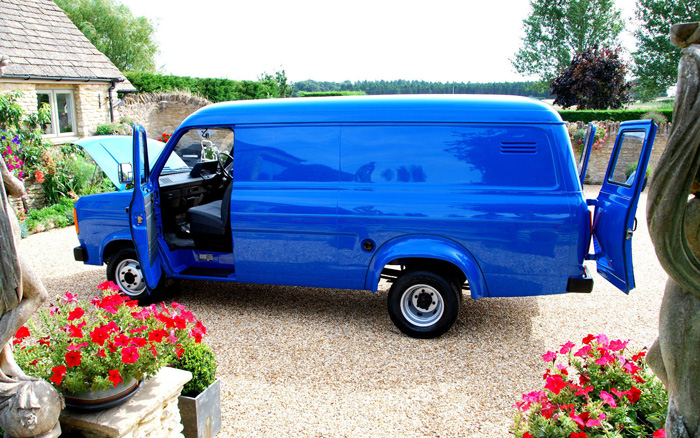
[73,246,88,262]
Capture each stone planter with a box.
[64,378,142,412]
[178,379,221,438]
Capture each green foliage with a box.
[94,120,133,136]
[124,70,293,103]
[633,0,700,100]
[0,90,53,179]
[172,342,217,397]
[568,122,608,151]
[625,162,653,179]
[641,111,669,125]
[298,91,367,97]
[294,79,553,98]
[23,198,76,232]
[54,0,158,72]
[512,0,625,90]
[558,109,673,123]
[551,46,632,110]
[39,144,102,205]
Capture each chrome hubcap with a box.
[400,284,444,327]
[115,258,145,296]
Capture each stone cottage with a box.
[0,0,136,144]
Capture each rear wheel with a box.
[106,249,164,304]
[387,270,461,339]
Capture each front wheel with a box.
[387,271,461,339]
[106,249,163,304]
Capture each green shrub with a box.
[94,121,132,136]
[559,109,673,124]
[23,198,76,232]
[172,342,217,397]
[625,162,652,179]
[298,91,367,97]
[641,111,669,125]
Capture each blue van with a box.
[73,95,656,338]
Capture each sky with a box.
[118,0,640,84]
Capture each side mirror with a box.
[118,163,133,184]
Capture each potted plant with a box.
[172,341,221,438]
[13,281,206,412]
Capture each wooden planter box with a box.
[178,379,221,438]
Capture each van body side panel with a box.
[230,125,343,287]
[74,191,133,265]
[339,124,583,297]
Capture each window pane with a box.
[36,93,53,135]
[608,131,646,186]
[56,93,75,134]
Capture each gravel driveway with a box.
[19,187,667,437]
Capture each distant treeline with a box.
[293,79,553,98]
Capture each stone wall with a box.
[118,93,211,138]
[575,122,671,184]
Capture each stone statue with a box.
[646,21,700,438]
[0,158,62,437]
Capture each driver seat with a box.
[187,181,233,237]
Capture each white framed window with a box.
[36,90,76,137]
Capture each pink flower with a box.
[542,350,557,362]
[559,341,575,354]
[574,345,592,357]
[63,292,78,303]
[595,334,609,348]
[121,346,139,364]
[67,307,85,321]
[608,339,628,351]
[600,390,617,408]
[545,375,568,395]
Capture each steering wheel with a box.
[217,151,233,180]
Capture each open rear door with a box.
[591,120,656,293]
[129,125,163,290]
[577,123,596,186]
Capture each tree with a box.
[512,0,624,91]
[633,0,700,101]
[550,46,632,109]
[54,0,158,72]
[257,69,294,98]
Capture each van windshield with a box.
[170,128,234,169]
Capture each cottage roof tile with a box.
[0,0,135,91]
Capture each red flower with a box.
[13,326,30,345]
[654,430,666,438]
[114,334,131,347]
[582,334,596,345]
[571,432,587,438]
[176,345,185,360]
[89,327,110,346]
[65,351,82,368]
[35,169,45,183]
[98,281,120,292]
[50,365,67,385]
[97,349,106,358]
[131,337,147,348]
[627,386,642,403]
[148,329,168,343]
[608,339,629,352]
[67,307,85,321]
[523,433,533,438]
[574,345,592,357]
[121,346,139,364]
[545,375,568,395]
[632,351,647,362]
[67,324,83,338]
[108,369,123,387]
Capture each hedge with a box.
[297,91,367,97]
[558,109,673,123]
[123,72,279,103]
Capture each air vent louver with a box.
[500,142,537,154]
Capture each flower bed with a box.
[513,334,668,438]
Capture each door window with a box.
[607,131,646,187]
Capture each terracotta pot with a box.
[64,379,142,412]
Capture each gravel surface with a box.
[19,186,667,437]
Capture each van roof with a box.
[179,95,564,127]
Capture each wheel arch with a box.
[364,235,489,299]
[102,238,135,265]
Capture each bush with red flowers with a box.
[512,334,668,438]
[13,282,206,395]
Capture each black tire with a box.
[106,249,165,304]
[388,270,461,339]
